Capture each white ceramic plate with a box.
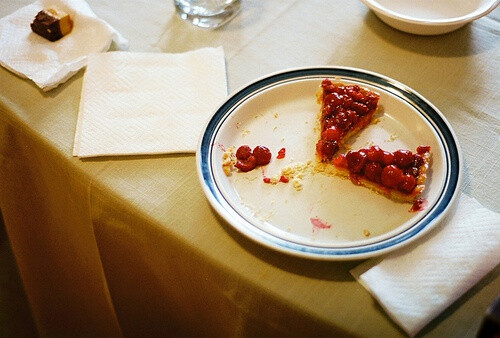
[197,67,462,260]
[361,0,500,35]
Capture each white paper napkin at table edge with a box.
[350,192,500,337]
[73,46,228,158]
[0,0,128,91]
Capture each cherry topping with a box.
[342,97,354,109]
[333,154,348,168]
[398,174,417,193]
[322,126,342,142]
[366,145,384,162]
[233,144,273,173]
[235,145,252,160]
[324,92,343,108]
[235,155,257,172]
[350,102,369,116]
[382,151,395,166]
[317,79,381,162]
[322,104,333,116]
[316,140,339,160]
[321,79,337,92]
[393,149,414,168]
[363,162,383,183]
[333,144,430,194]
[253,146,272,165]
[417,145,431,154]
[404,166,420,177]
[334,111,350,131]
[346,150,367,174]
[346,109,359,125]
[346,88,363,101]
[364,94,379,109]
[381,165,404,188]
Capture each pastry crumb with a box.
[292,178,303,191]
[279,161,314,191]
[222,146,236,176]
[363,229,371,237]
[261,161,314,191]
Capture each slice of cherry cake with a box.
[316,79,380,162]
[332,145,431,203]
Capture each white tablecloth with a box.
[0,1,498,336]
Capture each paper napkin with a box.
[73,47,227,158]
[351,193,500,336]
[0,0,128,91]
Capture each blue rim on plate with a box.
[196,67,462,260]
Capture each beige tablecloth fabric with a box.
[0,1,499,336]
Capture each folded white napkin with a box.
[0,0,128,91]
[351,193,500,336]
[73,47,227,158]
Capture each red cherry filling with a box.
[316,139,339,160]
[366,145,384,162]
[350,102,369,115]
[393,149,414,168]
[346,150,367,173]
[316,80,380,161]
[381,165,404,188]
[235,145,252,160]
[334,145,430,194]
[363,162,383,183]
[277,147,286,159]
[234,145,272,172]
[417,145,431,154]
[382,151,395,166]
[235,155,257,172]
[324,92,343,107]
[399,174,417,193]
[253,145,272,165]
[322,126,341,141]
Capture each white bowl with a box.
[361,0,500,35]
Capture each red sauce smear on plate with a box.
[216,142,226,151]
[310,217,332,232]
[410,198,428,212]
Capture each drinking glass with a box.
[174,0,241,29]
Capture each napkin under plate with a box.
[351,193,500,336]
[0,0,128,91]
[73,47,227,158]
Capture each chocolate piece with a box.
[30,8,73,42]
